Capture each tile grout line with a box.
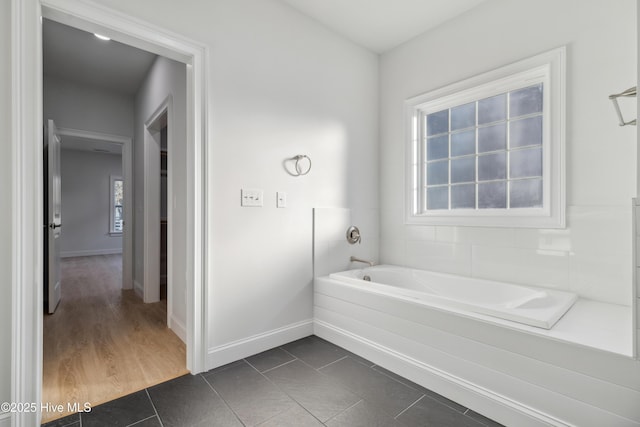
[245,356,326,426]
[316,355,348,371]
[370,365,424,393]
[322,399,363,425]
[256,358,298,374]
[144,389,165,427]
[201,373,248,427]
[394,394,425,420]
[125,414,158,427]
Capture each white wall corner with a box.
[133,280,143,299]
[207,320,313,371]
[169,314,187,344]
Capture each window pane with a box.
[478,93,506,124]
[478,152,506,181]
[451,184,475,209]
[427,110,449,136]
[510,147,542,178]
[451,130,475,157]
[427,186,448,210]
[427,160,448,186]
[478,181,506,209]
[510,84,543,118]
[451,102,475,131]
[451,157,475,183]
[427,135,448,160]
[510,179,543,208]
[478,123,506,153]
[510,116,542,148]
[114,180,123,206]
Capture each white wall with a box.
[133,56,187,329]
[43,74,134,136]
[0,0,12,422]
[60,149,123,257]
[96,0,378,362]
[380,0,637,306]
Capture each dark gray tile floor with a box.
[43,335,504,427]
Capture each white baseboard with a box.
[169,314,187,344]
[61,248,122,258]
[133,280,143,298]
[314,320,569,427]
[207,319,313,370]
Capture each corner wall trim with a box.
[314,320,571,427]
[207,319,313,370]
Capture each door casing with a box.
[11,1,210,425]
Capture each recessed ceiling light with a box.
[94,33,111,41]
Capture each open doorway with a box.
[41,18,188,424]
[12,1,208,424]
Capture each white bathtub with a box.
[329,265,577,329]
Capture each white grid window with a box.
[406,48,565,228]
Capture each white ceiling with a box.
[279,0,486,53]
[43,19,157,95]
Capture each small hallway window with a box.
[405,47,566,228]
[110,175,123,234]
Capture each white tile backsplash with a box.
[379,204,633,307]
[313,207,379,277]
[471,245,570,291]
[313,208,350,242]
[569,252,631,305]
[379,238,406,266]
[436,226,516,247]
[405,240,472,276]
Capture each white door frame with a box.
[11,1,209,425]
[142,97,171,304]
[56,127,133,289]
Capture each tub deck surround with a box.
[330,265,578,329]
[314,270,638,427]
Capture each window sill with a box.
[109,232,123,236]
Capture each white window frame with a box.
[405,47,566,228]
[110,175,124,235]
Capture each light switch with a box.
[277,191,287,208]
[241,189,263,207]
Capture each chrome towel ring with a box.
[288,154,312,176]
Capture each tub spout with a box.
[350,256,376,267]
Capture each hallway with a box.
[42,255,187,424]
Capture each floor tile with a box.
[42,413,80,427]
[320,357,423,416]
[256,404,324,427]
[372,365,467,413]
[264,360,360,422]
[148,374,241,427]
[465,409,505,427]
[81,390,155,427]
[127,416,162,426]
[281,336,348,368]
[396,395,485,427]
[245,347,295,372]
[204,360,294,425]
[343,350,375,368]
[205,359,246,375]
[326,400,404,427]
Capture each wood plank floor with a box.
[42,254,187,423]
